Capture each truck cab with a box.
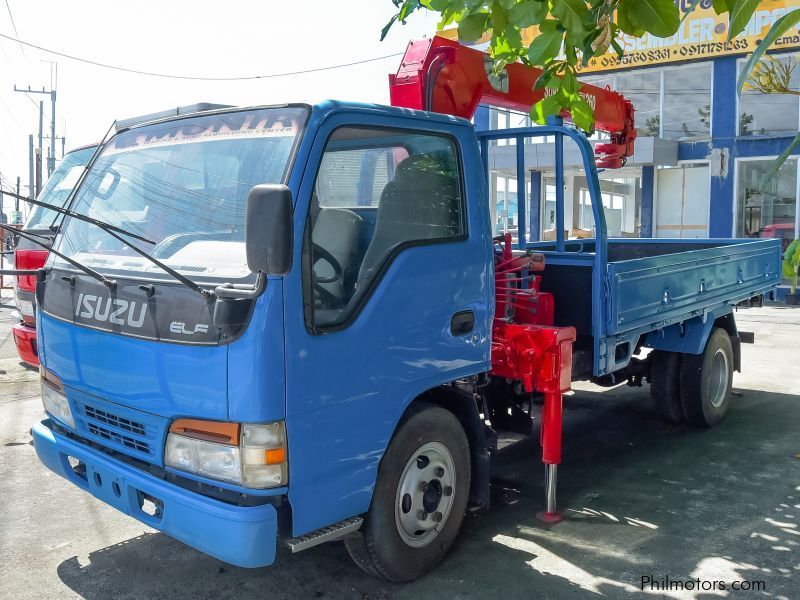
[32,102,494,577]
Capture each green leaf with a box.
[616,4,645,36]
[551,0,589,34]
[457,11,490,41]
[561,68,579,94]
[509,0,548,27]
[503,24,523,49]
[527,27,564,65]
[491,2,509,31]
[712,0,729,14]
[380,14,399,41]
[619,0,680,38]
[534,69,554,90]
[610,36,624,57]
[428,0,451,10]
[569,95,595,131]
[737,8,800,93]
[531,92,564,124]
[727,0,760,40]
[757,130,800,193]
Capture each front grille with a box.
[87,422,151,454]
[85,405,146,436]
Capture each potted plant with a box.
[783,239,800,305]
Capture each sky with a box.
[0,0,439,196]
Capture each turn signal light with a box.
[165,419,287,488]
[169,419,240,445]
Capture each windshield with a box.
[52,106,307,281]
[25,146,96,230]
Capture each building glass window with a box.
[489,108,533,145]
[738,55,800,137]
[737,158,797,256]
[614,70,661,138]
[663,64,711,140]
[494,174,518,234]
[582,63,712,141]
[541,172,641,239]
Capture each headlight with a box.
[40,370,74,429]
[165,419,287,488]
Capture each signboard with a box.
[440,0,800,74]
[580,0,800,73]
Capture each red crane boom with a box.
[389,35,635,169]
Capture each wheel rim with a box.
[394,441,456,548]
[708,348,730,408]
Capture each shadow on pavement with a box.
[55,386,800,599]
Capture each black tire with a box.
[344,402,470,582]
[679,328,734,427]
[650,350,684,423]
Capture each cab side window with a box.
[306,127,464,329]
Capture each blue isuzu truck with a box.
[31,38,780,581]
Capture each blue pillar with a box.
[530,171,542,241]
[641,165,654,238]
[474,104,490,132]
[709,56,737,237]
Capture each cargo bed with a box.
[479,126,782,378]
[528,237,781,377]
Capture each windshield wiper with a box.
[7,227,115,288]
[10,171,214,300]
[93,225,214,299]
[4,188,155,245]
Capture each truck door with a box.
[283,113,492,535]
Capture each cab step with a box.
[286,516,364,553]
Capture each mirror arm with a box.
[214,271,267,300]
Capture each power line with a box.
[0,31,403,81]
[3,1,24,56]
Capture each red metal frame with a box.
[389,36,636,168]
[12,322,38,367]
[15,248,48,295]
[11,248,48,367]
[490,235,575,500]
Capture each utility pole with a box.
[14,82,58,177]
[28,135,34,199]
[34,148,42,197]
[43,135,66,159]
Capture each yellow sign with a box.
[579,0,800,73]
[441,1,800,73]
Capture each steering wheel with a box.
[312,243,343,284]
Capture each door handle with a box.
[450,310,475,336]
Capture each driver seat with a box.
[312,207,363,308]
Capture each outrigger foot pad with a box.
[536,510,565,524]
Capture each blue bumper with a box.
[32,419,278,568]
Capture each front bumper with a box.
[32,419,278,568]
[11,321,38,367]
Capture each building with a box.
[472,0,800,287]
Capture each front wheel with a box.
[345,402,470,582]
[680,328,734,427]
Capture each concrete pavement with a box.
[1,299,798,599]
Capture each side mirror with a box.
[245,184,293,275]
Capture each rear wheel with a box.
[679,328,734,427]
[344,402,470,582]
[650,350,684,423]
